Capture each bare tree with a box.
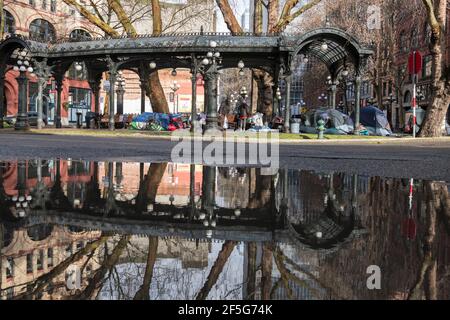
[62,0,213,114]
[216,0,322,121]
[419,0,449,136]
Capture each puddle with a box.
[0,159,449,300]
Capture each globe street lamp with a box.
[318,93,328,106]
[170,80,181,114]
[14,49,33,130]
[198,40,223,131]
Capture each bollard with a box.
[317,119,325,139]
[76,112,83,129]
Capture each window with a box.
[47,248,54,267]
[422,55,432,78]
[6,258,14,279]
[37,250,44,271]
[26,253,33,274]
[50,0,57,12]
[29,19,56,42]
[68,87,92,123]
[69,29,92,41]
[2,10,15,34]
[42,0,47,10]
[29,0,36,7]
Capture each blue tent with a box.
[351,105,392,136]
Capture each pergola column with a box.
[204,65,219,132]
[330,82,337,110]
[107,57,117,131]
[116,84,125,115]
[190,63,198,132]
[283,76,292,133]
[55,75,63,129]
[88,77,101,115]
[354,76,362,135]
[14,70,30,130]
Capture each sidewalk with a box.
[2,127,450,145]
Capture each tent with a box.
[301,108,354,134]
[351,105,392,136]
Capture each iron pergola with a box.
[0,28,372,133]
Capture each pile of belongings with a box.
[301,108,354,135]
[351,105,392,136]
[130,112,188,131]
[247,113,278,132]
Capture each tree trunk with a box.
[253,70,274,123]
[254,0,263,35]
[147,71,169,114]
[134,236,159,300]
[419,0,449,137]
[146,162,168,203]
[0,0,4,39]
[215,0,243,35]
[268,1,280,32]
[196,241,236,300]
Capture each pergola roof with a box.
[0,28,372,77]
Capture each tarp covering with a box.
[351,105,392,136]
[302,108,354,134]
[131,112,182,131]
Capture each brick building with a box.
[1,0,215,125]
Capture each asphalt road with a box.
[0,132,449,181]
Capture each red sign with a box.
[408,51,422,75]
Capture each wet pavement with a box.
[0,133,450,181]
[0,159,449,300]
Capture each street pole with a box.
[412,74,417,139]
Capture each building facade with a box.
[1,0,215,125]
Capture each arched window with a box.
[69,29,92,41]
[29,18,56,42]
[2,10,15,34]
[27,225,54,241]
[404,91,411,104]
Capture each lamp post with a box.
[170,81,181,114]
[199,40,223,132]
[276,87,282,115]
[116,71,126,115]
[13,49,33,130]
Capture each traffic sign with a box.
[408,51,422,75]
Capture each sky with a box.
[216,0,250,32]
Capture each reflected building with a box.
[0,159,449,300]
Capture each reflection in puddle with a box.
[0,160,449,300]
